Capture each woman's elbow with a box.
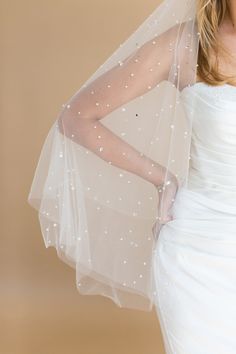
[57,106,98,141]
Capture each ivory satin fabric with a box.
[153,82,236,354]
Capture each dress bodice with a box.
[180,82,236,205]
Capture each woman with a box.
[153,2,236,352]
[28,0,236,353]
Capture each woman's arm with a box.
[59,26,179,188]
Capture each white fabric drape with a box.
[28,0,200,312]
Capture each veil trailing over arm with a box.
[28,0,200,311]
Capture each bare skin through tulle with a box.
[152,173,179,239]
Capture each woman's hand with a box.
[152,174,179,239]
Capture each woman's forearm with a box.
[60,116,167,187]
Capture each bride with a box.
[153,2,236,353]
[28,0,236,353]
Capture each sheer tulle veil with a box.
[28,0,200,311]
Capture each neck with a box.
[227,0,236,29]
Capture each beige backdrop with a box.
[1,1,166,353]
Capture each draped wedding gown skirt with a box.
[152,82,236,354]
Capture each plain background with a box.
[1,1,166,353]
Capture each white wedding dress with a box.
[153,82,236,354]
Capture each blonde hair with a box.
[196,0,236,85]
